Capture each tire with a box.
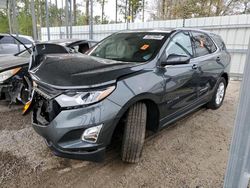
[207,77,227,110]
[20,77,32,104]
[121,102,147,163]
[20,86,29,104]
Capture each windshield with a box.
[89,32,169,62]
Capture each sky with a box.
[51,0,154,23]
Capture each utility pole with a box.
[142,0,145,22]
[89,0,93,39]
[125,0,128,29]
[73,0,77,25]
[45,0,50,40]
[182,5,187,27]
[69,0,72,38]
[55,0,58,26]
[12,0,20,52]
[60,0,64,39]
[7,1,12,33]
[31,0,37,41]
[65,0,69,39]
[86,0,89,25]
[115,0,117,23]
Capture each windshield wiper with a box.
[9,34,32,54]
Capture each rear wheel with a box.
[207,77,226,110]
[121,102,147,163]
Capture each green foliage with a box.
[157,0,249,20]
[96,0,108,23]
[118,0,143,22]
[170,0,224,19]
[0,10,9,33]
[49,3,64,27]
[77,13,88,25]
[2,0,247,37]
[18,12,33,36]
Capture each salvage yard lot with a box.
[0,81,240,188]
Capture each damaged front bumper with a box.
[32,91,121,162]
[45,139,106,162]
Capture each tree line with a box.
[0,0,249,36]
[154,0,249,20]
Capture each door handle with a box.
[192,64,198,70]
[216,57,221,62]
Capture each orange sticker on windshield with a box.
[140,44,149,50]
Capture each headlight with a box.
[0,67,21,83]
[55,86,115,107]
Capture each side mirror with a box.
[161,54,191,66]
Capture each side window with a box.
[165,32,193,57]
[18,37,32,44]
[0,36,15,44]
[191,32,217,57]
[212,35,226,50]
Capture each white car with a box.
[0,34,34,55]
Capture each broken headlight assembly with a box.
[55,86,115,108]
[0,67,21,83]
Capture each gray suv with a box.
[30,29,230,163]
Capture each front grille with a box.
[33,90,61,126]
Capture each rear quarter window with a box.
[211,35,226,50]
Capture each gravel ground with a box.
[0,81,240,188]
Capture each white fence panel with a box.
[41,14,250,78]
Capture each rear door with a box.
[190,31,222,101]
[159,31,199,125]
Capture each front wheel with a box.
[19,76,33,104]
[207,77,227,110]
[121,102,147,163]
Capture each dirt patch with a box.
[0,110,30,130]
[0,81,240,188]
[0,151,32,188]
[0,101,23,113]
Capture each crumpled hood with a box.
[0,55,29,72]
[30,54,142,89]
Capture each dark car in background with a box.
[46,39,97,54]
[30,29,230,163]
[0,38,97,105]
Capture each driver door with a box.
[159,31,200,125]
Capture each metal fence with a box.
[41,14,250,79]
